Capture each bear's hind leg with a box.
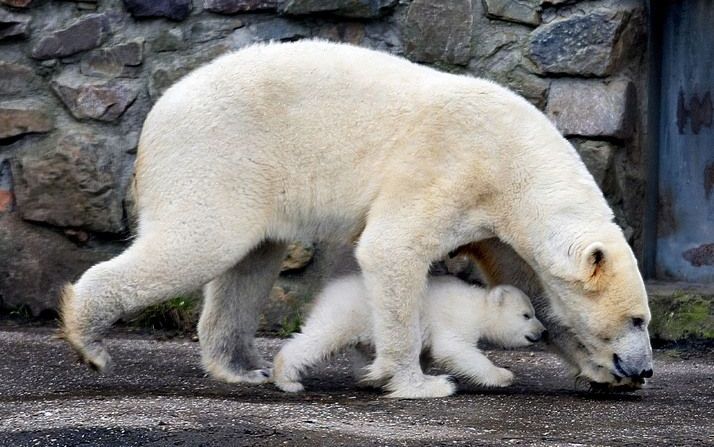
[198,241,288,384]
[60,229,262,373]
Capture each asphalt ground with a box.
[0,323,712,446]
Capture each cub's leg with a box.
[273,333,332,392]
[60,226,263,373]
[348,345,389,389]
[198,241,288,385]
[274,316,360,393]
[356,215,456,399]
[430,333,514,388]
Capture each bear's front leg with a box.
[356,222,455,399]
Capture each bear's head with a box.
[484,285,546,348]
[461,236,653,392]
[540,231,653,389]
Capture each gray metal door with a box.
[656,0,714,282]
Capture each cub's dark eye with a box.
[632,317,645,328]
[523,313,531,320]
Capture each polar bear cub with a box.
[273,275,546,394]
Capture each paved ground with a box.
[0,324,712,447]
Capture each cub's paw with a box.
[481,367,514,388]
[275,380,305,393]
[386,374,456,399]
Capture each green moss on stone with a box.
[649,292,713,341]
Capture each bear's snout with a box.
[525,328,547,343]
[613,353,654,380]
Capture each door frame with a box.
[643,0,664,279]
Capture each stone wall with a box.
[0,0,648,320]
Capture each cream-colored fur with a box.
[60,40,652,398]
[273,275,546,396]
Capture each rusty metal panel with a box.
[656,0,714,282]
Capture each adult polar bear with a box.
[60,40,653,398]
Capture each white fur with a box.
[60,40,652,397]
[273,275,546,396]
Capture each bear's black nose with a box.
[614,354,654,379]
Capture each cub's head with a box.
[485,285,546,348]
[541,230,653,389]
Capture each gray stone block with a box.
[402,0,473,65]
[546,79,636,139]
[527,8,635,76]
[483,0,540,26]
[0,100,54,139]
[13,131,127,233]
[51,71,141,121]
[0,61,41,96]
[80,39,144,78]
[31,13,108,60]
[506,69,549,109]
[150,27,188,52]
[569,138,616,187]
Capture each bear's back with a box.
[154,40,524,125]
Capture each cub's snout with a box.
[525,320,547,344]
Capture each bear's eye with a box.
[632,317,645,328]
[523,313,531,320]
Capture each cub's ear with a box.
[488,286,506,306]
[579,242,607,291]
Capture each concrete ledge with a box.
[647,281,714,342]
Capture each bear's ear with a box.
[579,242,607,291]
[488,286,506,306]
